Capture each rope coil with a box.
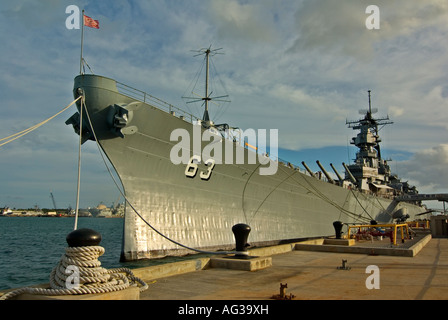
[0,245,148,300]
[0,97,152,300]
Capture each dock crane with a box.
[50,191,57,210]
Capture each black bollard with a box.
[66,228,102,247]
[232,223,251,257]
[333,221,343,240]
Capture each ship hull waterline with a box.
[70,74,426,262]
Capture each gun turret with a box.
[330,163,343,184]
[342,162,357,185]
[301,161,316,178]
[316,161,335,184]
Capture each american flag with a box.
[84,15,99,29]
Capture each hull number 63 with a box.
[185,155,216,180]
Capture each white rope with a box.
[0,96,82,148]
[0,246,148,300]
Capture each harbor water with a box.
[0,216,213,291]
[0,216,125,290]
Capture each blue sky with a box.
[1,0,447,210]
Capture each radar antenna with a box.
[358,90,378,117]
[346,90,393,161]
[182,46,231,126]
[347,90,393,130]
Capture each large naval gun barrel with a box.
[342,162,357,185]
[330,163,344,183]
[316,161,334,184]
[301,161,316,178]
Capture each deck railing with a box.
[347,223,410,245]
[115,81,199,123]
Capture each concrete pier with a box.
[137,234,447,300]
[2,233,447,301]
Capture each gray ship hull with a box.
[70,75,425,261]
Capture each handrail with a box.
[407,220,430,229]
[347,223,409,245]
[115,81,199,123]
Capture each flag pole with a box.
[74,97,83,231]
[79,9,85,75]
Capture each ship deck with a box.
[137,233,447,300]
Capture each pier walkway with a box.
[2,233,446,301]
[138,236,448,300]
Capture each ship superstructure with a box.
[345,91,418,198]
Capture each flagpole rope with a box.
[0,96,82,148]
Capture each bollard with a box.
[333,221,343,239]
[232,223,251,257]
[66,228,102,247]
[337,259,351,270]
[0,228,148,300]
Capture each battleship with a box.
[66,48,426,261]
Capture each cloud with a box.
[289,0,448,59]
[269,84,347,117]
[290,1,371,58]
[388,106,404,118]
[396,144,448,192]
[1,0,66,28]
[208,0,277,42]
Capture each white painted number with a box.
[185,156,215,180]
[200,158,216,180]
[185,155,201,177]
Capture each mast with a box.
[368,90,372,114]
[182,46,230,127]
[80,10,85,75]
[203,48,211,122]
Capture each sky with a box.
[0,0,447,211]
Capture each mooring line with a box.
[0,96,82,148]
